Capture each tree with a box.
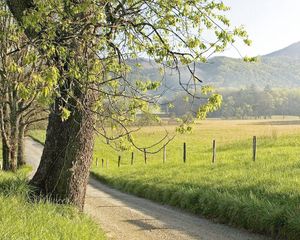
[6,0,251,209]
[0,2,47,171]
[220,96,235,119]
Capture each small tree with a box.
[0,2,47,171]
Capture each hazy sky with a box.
[220,0,300,58]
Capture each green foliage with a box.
[0,2,52,108]
[16,0,250,128]
[165,86,222,120]
[211,86,300,119]
[165,85,300,120]
[243,56,258,62]
[0,169,106,240]
[197,93,223,119]
[60,107,71,122]
[135,80,161,92]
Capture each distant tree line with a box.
[165,85,300,119]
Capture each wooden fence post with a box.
[212,140,216,163]
[102,159,104,168]
[144,148,147,164]
[183,142,186,163]
[118,156,121,167]
[131,152,134,165]
[253,136,257,162]
[96,158,99,167]
[163,145,166,163]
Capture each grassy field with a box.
[31,118,300,239]
[0,168,106,239]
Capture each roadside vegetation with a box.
[0,167,106,240]
[31,118,300,239]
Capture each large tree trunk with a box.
[7,0,97,210]
[30,89,96,210]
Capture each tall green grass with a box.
[0,167,106,240]
[30,119,300,239]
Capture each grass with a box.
[29,130,46,146]
[0,167,106,239]
[30,118,300,239]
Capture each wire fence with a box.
[94,136,259,168]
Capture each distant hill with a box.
[265,41,300,58]
[128,42,300,93]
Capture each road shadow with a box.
[124,219,171,231]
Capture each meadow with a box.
[0,167,106,240]
[31,117,300,239]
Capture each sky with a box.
[220,0,300,58]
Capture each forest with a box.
[167,85,300,120]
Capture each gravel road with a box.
[25,137,269,240]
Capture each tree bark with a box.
[30,87,96,210]
[1,135,10,170]
[9,115,19,172]
[7,88,20,172]
[6,0,34,27]
[1,100,11,171]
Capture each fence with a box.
[94,136,259,168]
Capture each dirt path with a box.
[25,138,269,240]
[24,137,44,179]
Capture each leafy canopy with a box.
[0,2,49,107]
[17,0,250,143]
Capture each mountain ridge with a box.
[128,42,300,92]
[264,41,300,58]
